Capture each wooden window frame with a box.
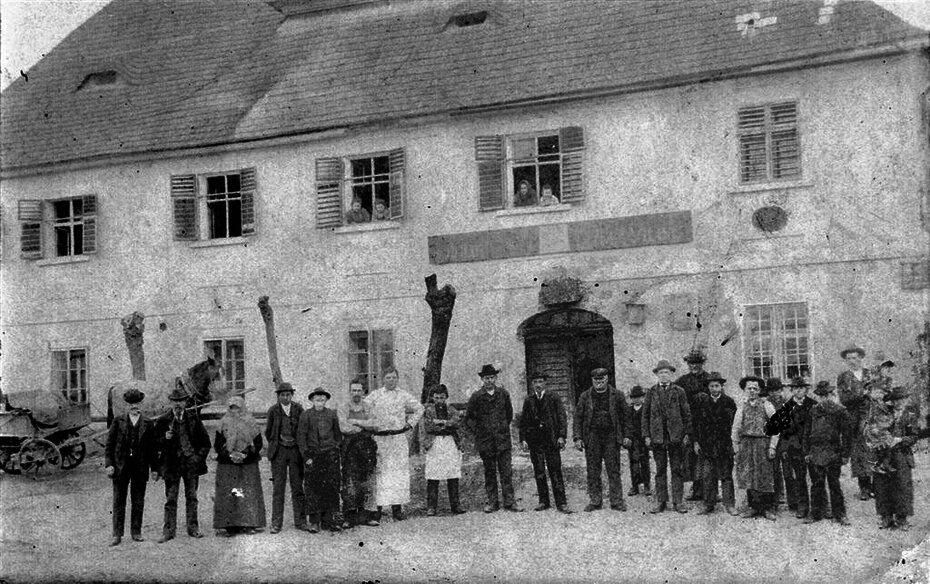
[506,130,563,208]
[347,328,395,392]
[171,168,256,242]
[203,173,243,240]
[51,347,89,404]
[737,102,802,184]
[203,338,246,394]
[742,302,811,381]
[316,149,405,229]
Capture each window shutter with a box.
[18,200,43,260]
[388,148,405,219]
[769,103,800,180]
[559,126,585,204]
[315,157,344,228]
[475,135,504,211]
[239,167,257,236]
[171,174,198,241]
[82,194,97,254]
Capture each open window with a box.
[171,168,256,242]
[315,148,405,228]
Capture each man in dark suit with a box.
[154,386,211,542]
[624,385,651,496]
[676,349,710,501]
[691,372,738,515]
[265,382,307,533]
[519,372,571,514]
[836,345,872,500]
[105,387,157,546]
[643,359,692,513]
[803,381,853,525]
[765,377,817,519]
[573,368,628,512]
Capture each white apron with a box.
[425,435,462,480]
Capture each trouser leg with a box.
[498,451,515,508]
[585,434,605,506]
[480,452,499,507]
[653,444,669,504]
[288,448,307,527]
[112,477,129,537]
[427,480,439,511]
[182,473,199,534]
[448,479,461,512]
[702,458,718,510]
[271,453,287,529]
[668,442,685,505]
[129,472,147,536]
[772,454,784,505]
[163,478,180,536]
[809,465,826,519]
[827,463,846,519]
[530,448,550,506]
[603,438,624,507]
[790,456,809,515]
[547,449,567,508]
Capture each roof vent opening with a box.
[78,70,120,91]
[449,10,488,28]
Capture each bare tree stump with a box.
[421,274,457,404]
[120,311,146,381]
[258,296,284,389]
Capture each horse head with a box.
[184,355,226,405]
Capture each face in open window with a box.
[350,156,391,220]
[511,134,561,208]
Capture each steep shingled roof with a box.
[1,0,926,172]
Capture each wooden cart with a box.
[0,390,91,477]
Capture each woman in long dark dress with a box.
[213,397,266,536]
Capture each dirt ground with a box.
[1,428,928,584]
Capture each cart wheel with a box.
[60,439,86,470]
[18,438,62,478]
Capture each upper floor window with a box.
[204,338,246,394]
[348,329,394,391]
[743,302,810,381]
[476,126,585,211]
[52,348,88,403]
[171,168,256,242]
[18,196,97,260]
[738,102,801,184]
[315,149,405,229]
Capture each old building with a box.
[1,0,928,427]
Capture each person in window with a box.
[372,198,390,221]
[538,184,559,207]
[345,197,371,224]
[421,384,466,516]
[514,179,537,207]
[213,397,266,537]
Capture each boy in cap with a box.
[643,360,692,513]
[731,376,778,520]
[802,381,852,525]
[623,385,651,496]
[265,382,307,533]
[691,372,738,515]
[154,385,212,542]
[298,387,343,532]
[836,345,872,500]
[765,377,817,519]
[574,368,628,512]
[422,384,466,516]
[872,387,919,530]
[105,387,157,546]
[520,372,570,513]
[465,364,524,513]
[676,349,710,501]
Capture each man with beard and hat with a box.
[154,385,212,542]
[574,368,628,512]
[731,376,779,520]
[338,377,381,528]
[871,387,919,530]
[465,364,524,513]
[624,385,651,496]
[691,372,738,515]
[676,349,711,501]
[836,345,872,500]
[265,382,307,533]
[643,359,692,513]
[105,387,157,546]
[803,381,852,525]
[520,372,571,514]
[765,377,817,519]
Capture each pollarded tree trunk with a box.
[421,274,457,404]
[258,296,284,390]
[120,311,146,381]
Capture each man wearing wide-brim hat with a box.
[731,376,779,520]
[802,381,852,526]
[154,385,212,542]
[691,372,738,515]
[872,387,918,530]
[264,382,307,533]
[298,386,345,532]
[623,385,651,497]
[676,349,711,502]
[105,388,157,546]
[642,359,692,513]
[836,344,873,501]
[764,377,817,519]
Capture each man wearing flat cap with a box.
[574,368,628,512]
[643,360,692,513]
[105,387,157,546]
[836,345,873,500]
[520,372,570,513]
[802,381,852,525]
[154,385,212,542]
[765,377,816,519]
[676,348,711,501]
[731,376,779,520]
[871,387,918,530]
[264,382,306,533]
[691,372,737,515]
[465,364,523,513]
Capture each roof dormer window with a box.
[77,70,120,91]
[449,10,488,28]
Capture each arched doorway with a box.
[518,308,616,418]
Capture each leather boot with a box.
[427,480,439,516]
[448,479,465,514]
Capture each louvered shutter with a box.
[559,126,585,204]
[82,194,97,254]
[239,167,257,236]
[769,103,800,180]
[475,136,504,211]
[315,157,344,228]
[171,174,199,240]
[18,200,43,259]
[738,106,769,183]
[388,148,405,219]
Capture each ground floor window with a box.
[204,338,245,394]
[348,329,394,392]
[52,348,88,403]
[743,302,810,380]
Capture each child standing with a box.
[421,384,465,516]
[297,387,343,533]
[623,385,651,496]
